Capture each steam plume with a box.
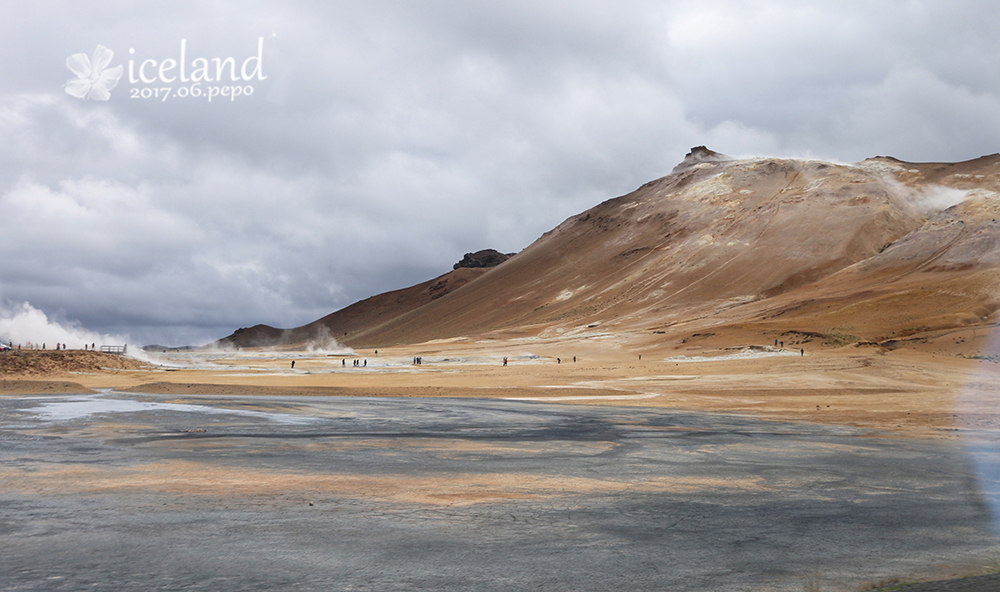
[0,302,126,350]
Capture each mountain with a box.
[217,266,492,349]
[216,148,1000,351]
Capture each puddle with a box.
[24,393,318,425]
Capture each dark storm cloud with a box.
[1,0,998,345]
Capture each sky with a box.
[1,0,999,347]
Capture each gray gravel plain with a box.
[1,392,997,591]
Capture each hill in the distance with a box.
[216,147,1000,353]
[217,250,511,349]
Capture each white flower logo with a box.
[65,45,123,101]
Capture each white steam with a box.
[304,325,354,355]
[0,302,127,350]
[912,185,970,214]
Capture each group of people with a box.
[413,356,423,365]
[7,341,97,351]
[772,338,805,356]
[6,342,89,351]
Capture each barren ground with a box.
[4,341,998,440]
[4,342,1000,590]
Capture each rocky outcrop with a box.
[671,145,732,173]
[453,249,515,270]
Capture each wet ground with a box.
[1,392,997,591]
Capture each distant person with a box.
[343,359,346,367]
[363,359,367,367]
[291,360,295,369]
[375,350,378,355]
[801,348,804,356]
[503,357,507,367]
[638,354,641,361]
[573,356,576,363]
[780,341,784,348]
[774,339,778,346]
[557,358,561,364]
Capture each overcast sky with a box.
[1,0,999,346]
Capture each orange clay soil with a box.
[3,340,998,440]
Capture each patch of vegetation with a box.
[958,353,1000,363]
[898,325,932,337]
[982,556,1000,574]
[822,331,858,346]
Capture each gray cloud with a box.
[2,1,999,345]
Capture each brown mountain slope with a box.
[342,149,929,346]
[217,266,490,348]
[704,177,1000,344]
[217,149,1000,351]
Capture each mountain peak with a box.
[671,146,732,173]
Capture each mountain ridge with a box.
[216,149,1000,352]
